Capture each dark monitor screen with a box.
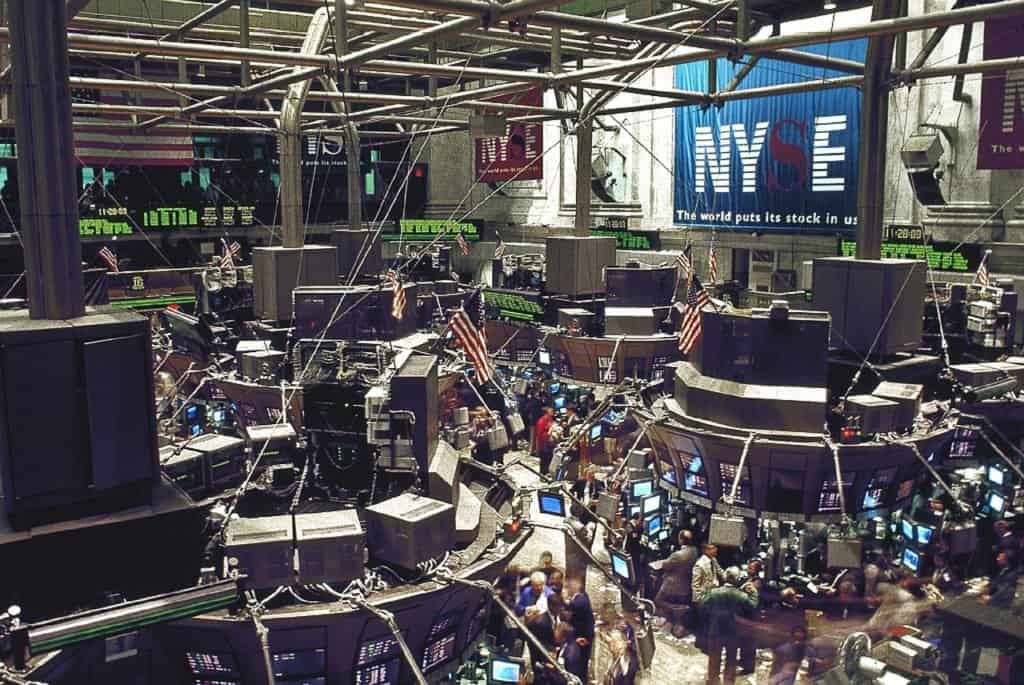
[354,659,400,685]
[605,266,677,307]
[186,652,238,676]
[490,658,523,683]
[610,550,634,583]
[631,479,654,500]
[538,493,566,517]
[590,423,603,440]
[272,649,326,678]
[646,514,662,536]
[421,634,457,672]
[902,547,920,572]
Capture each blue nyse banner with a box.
[673,40,867,233]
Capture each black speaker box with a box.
[605,266,676,307]
[293,284,417,342]
[0,310,158,529]
[332,229,384,281]
[251,245,337,321]
[544,236,616,297]
[390,354,438,474]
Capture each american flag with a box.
[449,308,492,383]
[71,74,194,167]
[385,269,406,321]
[678,275,711,355]
[676,244,693,280]
[219,239,240,270]
[455,231,470,256]
[98,245,119,272]
[976,249,991,287]
[494,235,506,259]
[477,289,488,344]
[708,238,718,284]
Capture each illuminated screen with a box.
[646,514,662,536]
[421,633,457,671]
[610,551,632,581]
[590,423,603,440]
[902,547,920,572]
[553,396,566,410]
[272,650,325,678]
[538,493,566,517]
[661,468,678,486]
[277,679,324,685]
[537,350,551,365]
[641,493,662,516]
[862,488,884,510]
[988,465,1006,486]
[212,408,227,425]
[490,658,523,683]
[357,637,399,666]
[631,480,653,499]
[916,526,933,545]
[194,680,239,685]
[186,653,237,676]
[354,659,400,685]
[901,519,914,541]
[988,492,1006,513]
[190,424,203,437]
[549,382,561,393]
[185,404,202,422]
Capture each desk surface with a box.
[935,595,1024,642]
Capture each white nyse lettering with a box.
[812,115,847,192]
[731,122,769,193]
[1003,69,1024,134]
[694,125,730,193]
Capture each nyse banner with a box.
[978,17,1024,169]
[674,40,866,233]
[473,86,544,183]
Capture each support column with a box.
[9,0,84,319]
[855,0,899,260]
[240,0,250,86]
[346,122,362,230]
[573,117,593,237]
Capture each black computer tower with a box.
[390,354,438,475]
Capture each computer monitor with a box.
[185,404,202,423]
[610,550,634,584]
[658,528,671,542]
[987,464,1007,487]
[901,518,914,541]
[630,479,654,500]
[553,396,566,410]
[646,514,662,536]
[549,382,561,394]
[489,657,524,684]
[902,547,921,572]
[537,350,551,366]
[916,525,934,546]
[189,423,203,437]
[988,491,1006,513]
[641,492,662,516]
[590,423,603,441]
[538,492,567,517]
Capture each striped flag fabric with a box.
[455,231,470,256]
[976,249,991,287]
[71,75,194,167]
[678,275,711,355]
[219,238,237,270]
[708,238,718,284]
[449,308,492,383]
[477,289,488,344]
[494,236,507,259]
[676,244,693,280]
[98,245,119,272]
[385,269,406,321]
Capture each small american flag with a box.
[708,238,718,284]
[676,244,693,280]
[219,239,239,270]
[455,231,470,256]
[477,289,488,344]
[976,249,991,287]
[385,269,406,321]
[449,308,492,383]
[98,246,119,272]
[678,275,711,355]
[494,235,506,259]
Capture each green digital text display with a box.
[484,288,544,322]
[591,228,658,251]
[79,217,133,236]
[838,239,976,272]
[385,219,482,242]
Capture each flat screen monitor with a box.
[988,491,1006,513]
[186,652,238,676]
[190,423,203,437]
[987,464,1007,486]
[641,492,662,516]
[916,525,934,546]
[185,404,202,423]
[538,492,566,517]
[489,658,524,684]
[537,350,551,365]
[553,396,566,410]
[658,528,671,542]
[272,649,326,678]
[902,547,920,572]
[610,550,634,584]
[421,634,457,672]
[646,514,662,536]
[355,660,400,685]
[631,479,654,500]
[901,518,915,541]
[549,382,561,394]
[590,423,603,440]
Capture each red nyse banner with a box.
[474,86,544,183]
[978,17,1024,169]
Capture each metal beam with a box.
[240,0,250,86]
[132,0,237,61]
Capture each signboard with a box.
[384,219,484,242]
[837,225,983,272]
[474,86,544,183]
[673,40,866,233]
[591,217,661,250]
[483,287,545,323]
[78,204,259,237]
[978,17,1024,169]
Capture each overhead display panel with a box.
[673,40,867,233]
[473,86,544,183]
[977,16,1024,169]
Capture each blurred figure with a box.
[655,530,698,638]
[766,625,812,685]
[985,550,1021,608]
[572,466,604,509]
[603,633,637,685]
[548,569,564,595]
[700,573,759,685]
[534,406,556,474]
[533,550,560,578]
[555,624,587,684]
[565,578,595,676]
[517,571,554,616]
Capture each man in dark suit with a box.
[556,624,587,684]
[571,467,605,507]
[565,579,595,675]
[655,529,698,637]
[604,632,638,685]
[528,593,566,682]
